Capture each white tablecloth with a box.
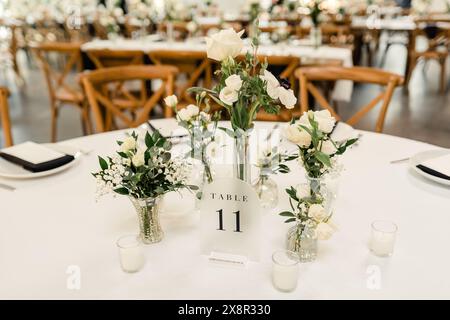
[81,39,354,102]
[1,120,449,299]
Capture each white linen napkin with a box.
[420,154,450,178]
[0,141,65,165]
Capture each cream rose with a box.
[132,149,145,167]
[296,184,310,200]
[164,95,178,108]
[186,104,200,117]
[277,87,297,109]
[315,110,336,133]
[308,204,328,222]
[284,124,311,148]
[316,222,335,240]
[320,140,337,155]
[225,74,243,91]
[219,86,239,105]
[120,136,136,152]
[177,108,191,121]
[206,29,244,61]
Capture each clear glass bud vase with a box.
[310,26,322,48]
[253,168,278,209]
[234,131,251,184]
[306,175,333,212]
[286,224,317,262]
[130,197,163,244]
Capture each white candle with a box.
[369,221,397,257]
[272,250,300,292]
[117,235,145,273]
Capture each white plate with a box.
[409,149,450,186]
[0,144,82,179]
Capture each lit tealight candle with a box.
[369,220,398,257]
[116,235,145,273]
[272,250,300,292]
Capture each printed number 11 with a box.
[216,209,242,232]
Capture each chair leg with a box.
[80,102,92,135]
[404,56,416,92]
[50,101,59,142]
[440,58,446,94]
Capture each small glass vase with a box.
[286,224,318,262]
[253,168,278,209]
[234,131,251,184]
[130,197,163,244]
[310,26,322,48]
[306,175,334,212]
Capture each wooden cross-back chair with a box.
[149,50,213,107]
[82,65,178,133]
[296,24,353,47]
[234,54,300,122]
[0,87,13,147]
[31,42,91,142]
[405,22,450,93]
[295,66,404,133]
[85,48,147,111]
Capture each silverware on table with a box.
[0,183,15,191]
[390,157,410,164]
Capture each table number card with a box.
[199,178,261,262]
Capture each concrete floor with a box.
[1,36,449,148]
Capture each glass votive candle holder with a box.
[369,220,398,257]
[272,250,300,292]
[116,235,145,273]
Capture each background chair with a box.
[296,66,404,133]
[82,65,178,133]
[32,42,91,142]
[0,87,13,147]
[405,22,450,93]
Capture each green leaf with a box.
[284,218,296,223]
[117,151,127,158]
[315,151,332,167]
[114,187,129,195]
[98,156,108,170]
[145,131,153,148]
[279,211,295,217]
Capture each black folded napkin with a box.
[0,152,74,173]
[416,164,450,181]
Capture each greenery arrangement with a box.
[93,131,196,199]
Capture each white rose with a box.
[261,70,280,88]
[320,140,337,155]
[316,222,335,240]
[200,111,211,122]
[225,74,243,92]
[186,104,200,117]
[132,149,145,167]
[296,184,310,200]
[308,204,328,222]
[164,95,178,108]
[177,108,191,121]
[113,7,123,17]
[284,124,311,148]
[277,87,297,109]
[120,136,136,152]
[219,86,239,105]
[266,82,280,99]
[315,110,336,133]
[206,29,244,61]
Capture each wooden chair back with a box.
[82,65,178,132]
[31,42,83,104]
[149,50,212,106]
[295,66,404,132]
[0,87,13,147]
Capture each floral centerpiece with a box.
[282,110,357,259]
[164,94,220,197]
[93,131,196,244]
[190,28,297,183]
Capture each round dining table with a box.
[0,119,449,299]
